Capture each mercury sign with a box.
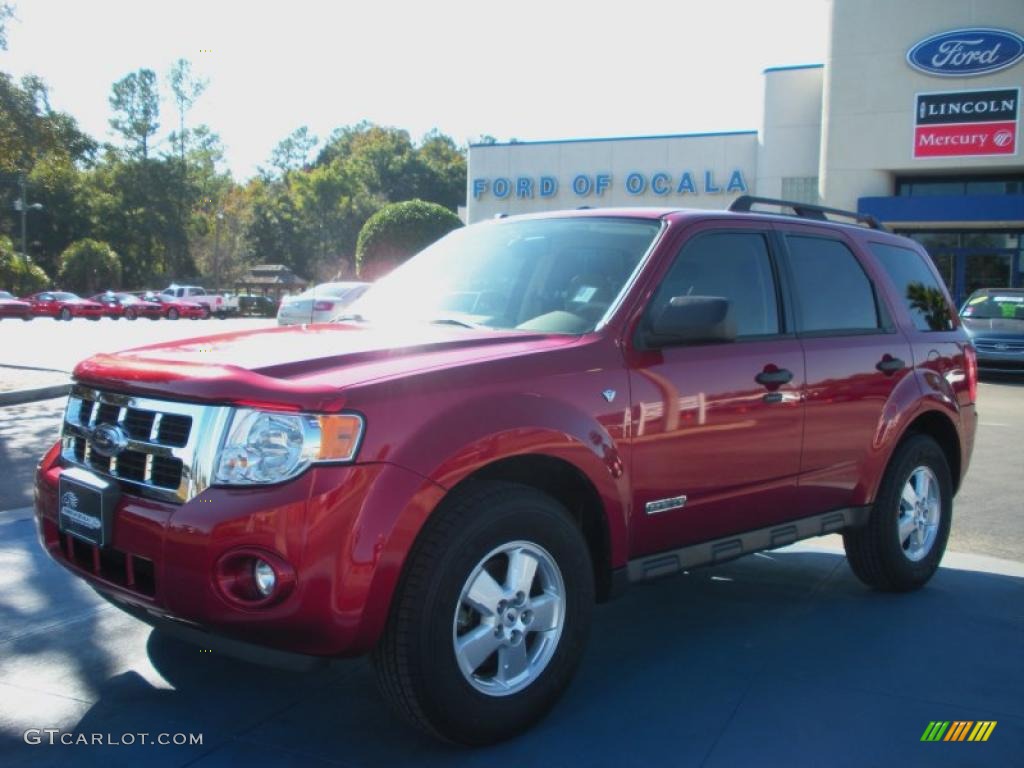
[914,88,1019,158]
[472,170,748,201]
[907,28,1024,77]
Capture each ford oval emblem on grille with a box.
[90,423,128,457]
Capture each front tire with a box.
[843,434,952,592]
[167,308,179,320]
[373,481,594,745]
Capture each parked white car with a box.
[276,282,370,326]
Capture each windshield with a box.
[0,291,12,299]
[52,292,79,300]
[345,217,662,334]
[962,292,1024,320]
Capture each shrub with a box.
[355,199,461,278]
[58,239,122,294]
[0,235,50,294]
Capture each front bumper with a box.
[35,444,440,657]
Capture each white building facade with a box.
[466,0,1024,304]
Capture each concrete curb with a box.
[0,382,71,407]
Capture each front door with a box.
[627,225,805,557]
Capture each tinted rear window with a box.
[785,236,879,333]
[869,242,954,331]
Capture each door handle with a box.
[755,368,794,387]
[876,356,906,375]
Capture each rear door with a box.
[776,224,914,515]
[627,222,806,556]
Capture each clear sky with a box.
[1,0,829,180]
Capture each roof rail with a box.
[728,195,886,230]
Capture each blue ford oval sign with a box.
[907,28,1024,77]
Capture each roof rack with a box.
[728,195,886,230]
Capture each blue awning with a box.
[858,194,1024,225]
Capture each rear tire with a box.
[843,434,952,592]
[372,481,594,745]
[125,309,137,320]
[59,308,72,321]
[167,308,179,320]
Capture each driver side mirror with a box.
[642,295,736,348]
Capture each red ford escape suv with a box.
[36,197,976,745]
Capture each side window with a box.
[785,236,880,334]
[650,232,780,338]
[39,293,53,301]
[869,242,954,331]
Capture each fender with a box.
[347,393,631,649]
[858,365,964,505]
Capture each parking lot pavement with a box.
[0,509,1020,768]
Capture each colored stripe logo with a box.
[921,721,997,742]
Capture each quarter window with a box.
[785,236,879,334]
[869,243,954,331]
[651,232,780,338]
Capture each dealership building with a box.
[466,0,1023,304]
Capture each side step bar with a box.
[627,506,870,583]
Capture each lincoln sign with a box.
[914,88,1019,159]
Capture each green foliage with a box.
[58,238,121,294]
[109,69,160,159]
[355,199,462,277]
[0,234,49,293]
[2,50,468,290]
[0,2,14,51]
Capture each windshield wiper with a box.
[429,316,485,329]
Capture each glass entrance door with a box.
[960,249,1015,304]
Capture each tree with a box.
[0,2,14,51]
[168,58,208,162]
[109,69,160,159]
[1,234,49,293]
[58,238,121,293]
[417,129,467,211]
[355,199,461,278]
[268,126,317,177]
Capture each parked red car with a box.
[22,291,105,321]
[0,290,32,320]
[90,292,164,320]
[139,291,209,320]
[36,199,976,745]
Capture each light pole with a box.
[14,173,44,294]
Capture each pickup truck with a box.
[36,198,976,745]
[160,285,238,318]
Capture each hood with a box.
[73,323,576,411]
[961,317,1024,338]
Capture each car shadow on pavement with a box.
[3,548,1021,768]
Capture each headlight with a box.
[214,409,363,485]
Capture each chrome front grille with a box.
[60,385,232,504]
[974,338,1024,354]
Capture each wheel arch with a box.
[453,453,616,602]
[899,409,963,495]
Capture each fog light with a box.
[253,559,276,597]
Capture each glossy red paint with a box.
[90,293,164,320]
[0,292,32,319]
[22,291,106,319]
[36,207,977,660]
